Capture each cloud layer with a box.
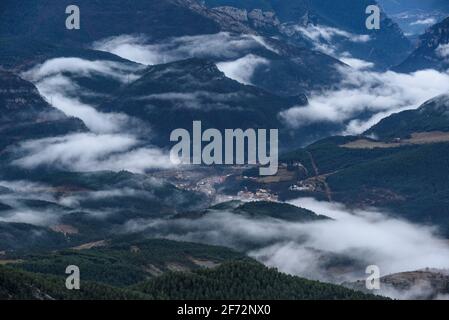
[280,66,449,134]
[437,44,449,60]
[12,133,173,173]
[92,33,276,65]
[16,57,173,173]
[93,33,273,85]
[122,198,449,292]
[216,54,269,85]
[281,23,370,57]
[22,58,142,134]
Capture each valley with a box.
[1,0,449,301]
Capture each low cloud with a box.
[292,24,370,44]
[122,198,449,293]
[410,18,437,26]
[0,180,64,226]
[92,33,275,66]
[339,54,375,71]
[217,54,269,85]
[22,57,139,82]
[281,24,370,57]
[286,198,449,275]
[436,44,449,60]
[0,178,174,227]
[0,208,59,226]
[280,67,449,134]
[137,91,251,110]
[277,23,449,135]
[17,56,174,173]
[93,33,275,85]
[12,133,173,173]
[58,188,157,208]
[22,58,143,134]
[0,180,56,205]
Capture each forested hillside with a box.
[0,239,380,300]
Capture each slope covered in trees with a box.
[279,135,449,234]
[1,261,383,300]
[0,266,147,300]
[1,238,382,300]
[136,261,384,300]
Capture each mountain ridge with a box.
[395,16,449,72]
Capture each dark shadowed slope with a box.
[204,0,412,68]
[395,17,449,72]
[0,0,220,46]
[1,237,382,300]
[97,58,307,147]
[0,70,86,151]
[366,94,449,139]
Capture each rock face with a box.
[289,0,412,69]
[203,0,412,69]
[377,0,449,14]
[0,70,50,118]
[0,0,343,97]
[376,0,449,37]
[395,17,449,72]
[348,269,449,299]
[381,269,449,299]
[248,9,280,29]
[212,6,249,22]
[210,6,280,33]
[0,0,411,70]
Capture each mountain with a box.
[230,200,328,221]
[0,237,381,300]
[203,0,412,69]
[0,37,147,118]
[377,0,449,14]
[215,36,344,96]
[223,93,449,234]
[0,70,86,151]
[0,266,147,300]
[276,134,449,235]
[14,238,246,287]
[182,200,329,222]
[366,95,449,139]
[0,169,208,252]
[0,222,73,252]
[135,260,383,300]
[395,17,449,72]
[377,0,449,38]
[0,36,135,72]
[0,261,380,300]
[1,0,447,301]
[347,268,449,299]
[4,34,343,107]
[0,0,220,46]
[0,0,346,98]
[94,57,350,148]
[0,0,306,58]
[96,58,312,148]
